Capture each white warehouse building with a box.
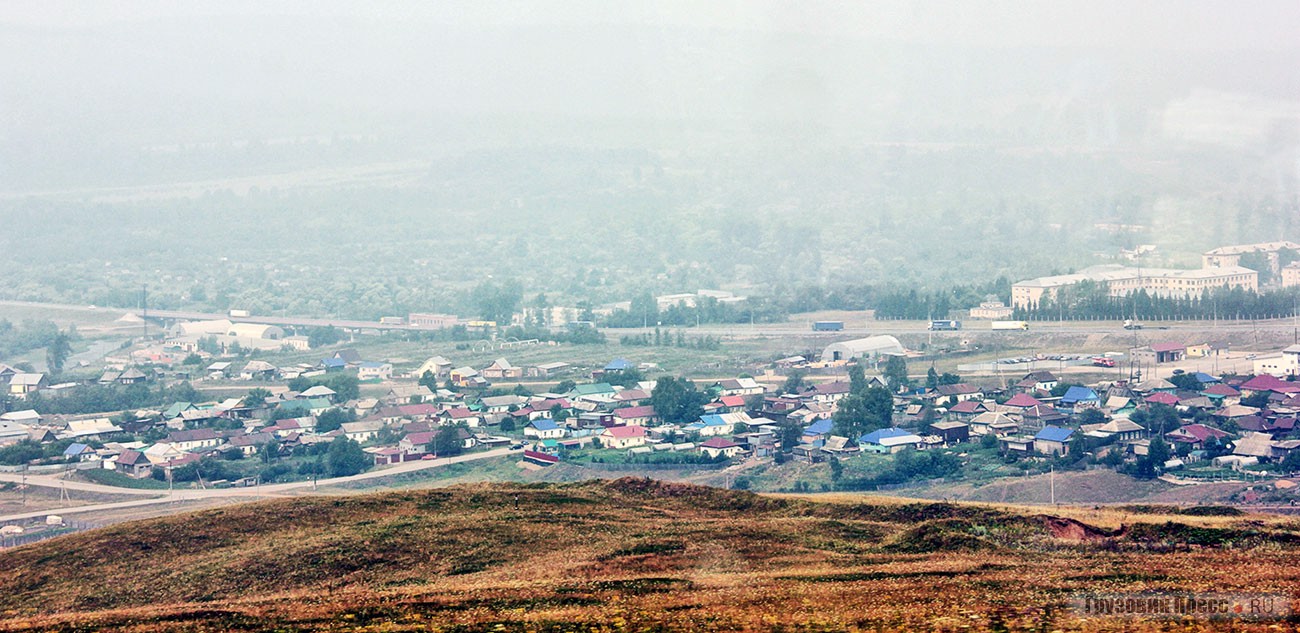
[820,335,906,363]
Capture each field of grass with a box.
[73,469,170,490]
[2,479,1299,631]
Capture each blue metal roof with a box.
[605,358,632,371]
[320,358,346,368]
[1035,425,1074,442]
[858,427,911,444]
[1193,372,1220,384]
[804,418,834,436]
[63,443,90,456]
[530,418,559,431]
[1060,386,1098,404]
[698,414,730,427]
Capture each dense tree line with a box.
[23,382,202,416]
[1017,284,1300,321]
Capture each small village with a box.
[3,325,1300,506]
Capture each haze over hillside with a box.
[1,1,1297,318]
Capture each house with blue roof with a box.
[683,414,735,437]
[801,418,834,445]
[1192,372,1221,385]
[592,358,634,380]
[1034,425,1074,456]
[320,357,347,371]
[62,443,96,461]
[524,417,566,440]
[1058,386,1099,411]
[858,427,923,454]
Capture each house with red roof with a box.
[1003,393,1043,409]
[699,436,745,459]
[947,400,989,418]
[599,425,647,449]
[1164,423,1229,449]
[705,395,748,414]
[1144,392,1180,407]
[612,405,658,426]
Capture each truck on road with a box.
[991,320,1030,331]
[812,321,844,332]
[1123,319,1143,330]
[928,320,962,331]
[228,309,250,318]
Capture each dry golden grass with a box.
[0,478,1297,632]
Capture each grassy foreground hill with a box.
[1,479,1298,632]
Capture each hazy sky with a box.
[5,0,1299,51]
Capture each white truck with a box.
[1123,319,1143,330]
[991,320,1029,331]
[228,309,251,318]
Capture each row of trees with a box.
[21,382,203,416]
[1018,284,1300,321]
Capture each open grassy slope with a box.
[1,479,1299,631]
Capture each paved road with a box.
[0,447,515,524]
[5,299,1298,340]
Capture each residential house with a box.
[481,358,523,380]
[930,383,984,404]
[299,385,337,400]
[1233,432,1279,461]
[946,400,988,419]
[358,362,393,382]
[62,443,98,462]
[699,437,745,459]
[206,362,233,379]
[1059,386,1100,411]
[449,367,487,389]
[111,449,152,478]
[1034,426,1074,456]
[1019,404,1069,431]
[387,384,435,404]
[60,417,124,440]
[858,427,923,454]
[9,373,45,395]
[332,349,363,365]
[798,381,852,404]
[969,412,1019,436]
[524,418,567,440]
[1165,424,1230,450]
[684,414,737,437]
[716,378,764,397]
[415,356,453,379]
[480,395,527,417]
[705,395,748,414]
[930,421,970,445]
[527,361,570,378]
[341,420,384,443]
[442,407,484,428]
[612,405,658,426]
[166,428,222,451]
[600,425,648,449]
[1003,393,1044,410]
[1016,371,1059,394]
[820,435,859,456]
[226,432,277,457]
[1090,418,1145,442]
[801,418,835,446]
[399,431,437,456]
[239,361,278,381]
[592,358,633,381]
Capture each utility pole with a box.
[1050,465,1056,505]
[141,284,148,340]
